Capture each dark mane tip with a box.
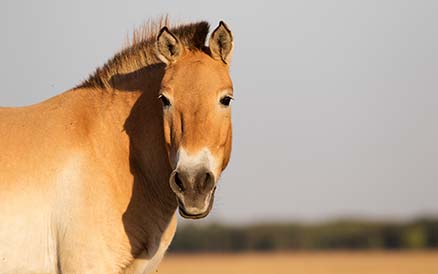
[77,19,210,89]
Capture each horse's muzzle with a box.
[169,168,216,219]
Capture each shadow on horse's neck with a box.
[112,62,168,180]
[112,63,177,256]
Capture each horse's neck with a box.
[120,85,178,221]
[78,74,177,246]
[110,65,176,211]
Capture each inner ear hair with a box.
[209,21,233,64]
[157,27,183,64]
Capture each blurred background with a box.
[1,1,437,273]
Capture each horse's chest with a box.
[123,238,172,274]
[123,215,177,274]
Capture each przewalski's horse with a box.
[0,20,234,274]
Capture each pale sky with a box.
[1,1,437,223]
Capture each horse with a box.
[0,19,234,274]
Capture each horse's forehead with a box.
[164,53,231,90]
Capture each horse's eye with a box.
[220,96,233,107]
[158,94,171,108]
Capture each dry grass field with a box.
[156,251,438,274]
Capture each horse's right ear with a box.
[156,27,183,64]
[209,21,233,64]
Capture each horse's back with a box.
[0,91,92,184]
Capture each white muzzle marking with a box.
[175,147,218,178]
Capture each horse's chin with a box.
[177,194,215,220]
[178,207,210,219]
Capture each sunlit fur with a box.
[0,19,233,274]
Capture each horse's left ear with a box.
[157,27,183,64]
[209,21,233,64]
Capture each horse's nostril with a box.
[202,171,215,192]
[205,172,211,182]
[174,172,185,192]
